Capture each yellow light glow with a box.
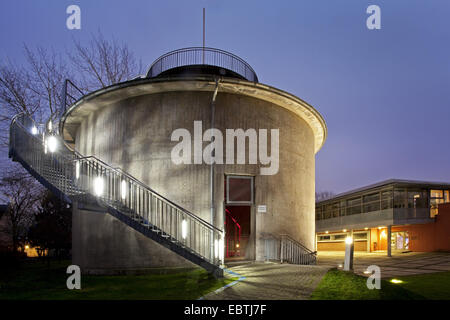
[343,229,347,232]
[219,237,224,261]
[345,236,353,244]
[236,243,240,248]
[364,227,368,230]
[363,270,371,274]
[390,279,403,284]
[325,231,329,234]
[214,239,219,259]
[25,245,29,250]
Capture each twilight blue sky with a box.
[1,0,449,194]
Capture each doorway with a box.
[224,175,253,260]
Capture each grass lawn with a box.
[394,271,450,300]
[311,268,450,300]
[0,259,235,300]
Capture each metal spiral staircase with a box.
[9,113,224,277]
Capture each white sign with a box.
[257,205,267,213]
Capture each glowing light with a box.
[47,136,57,153]
[31,126,38,135]
[48,121,52,131]
[219,237,224,261]
[363,270,371,274]
[338,264,343,268]
[121,180,127,200]
[364,227,368,230]
[181,219,187,239]
[214,239,219,258]
[93,176,104,197]
[380,230,386,238]
[343,229,347,232]
[25,245,29,250]
[390,279,403,284]
[325,231,329,234]
[75,161,80,179]
[345,236,353,244]
[236,243,240,248]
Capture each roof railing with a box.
[147,47,258,82]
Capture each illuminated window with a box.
[430,190,444,217]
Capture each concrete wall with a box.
[392,203,450,252]
[72,202,195,274]
[73,83,317,268]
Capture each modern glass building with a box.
[315,179,450,255]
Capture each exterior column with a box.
[387,225,392,257]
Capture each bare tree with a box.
[0,33,143,175]
[315,191,335,202]
[0,172,42,253]
[68,32,143,91]
[0,47,68,147]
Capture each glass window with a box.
[353,232,368,240]
[381,190,393,209]
[340,200,346,216]
[318,235,330,241]
[226,176,253,204]
[323,205,332,219]
[315,206,322,220]
[363,192,380,213]
[407,190,428,208]
[333,234,346,241]
[347,197,362,215]
[431,190,443,198]
[332,202,340,218]
[444,190,450,203]
[430,189,444,218]
[394,189,406,208]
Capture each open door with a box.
[224,175,253,260]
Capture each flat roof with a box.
[317,178,450,205]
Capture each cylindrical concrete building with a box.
[61,47,326,273]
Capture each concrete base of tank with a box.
[71,202,196,275]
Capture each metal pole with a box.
[203,8,205,64]
[210,79,219,260]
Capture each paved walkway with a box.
[317,251,450,278]
[203,262,330,300]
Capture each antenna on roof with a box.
[203,8,205,64]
